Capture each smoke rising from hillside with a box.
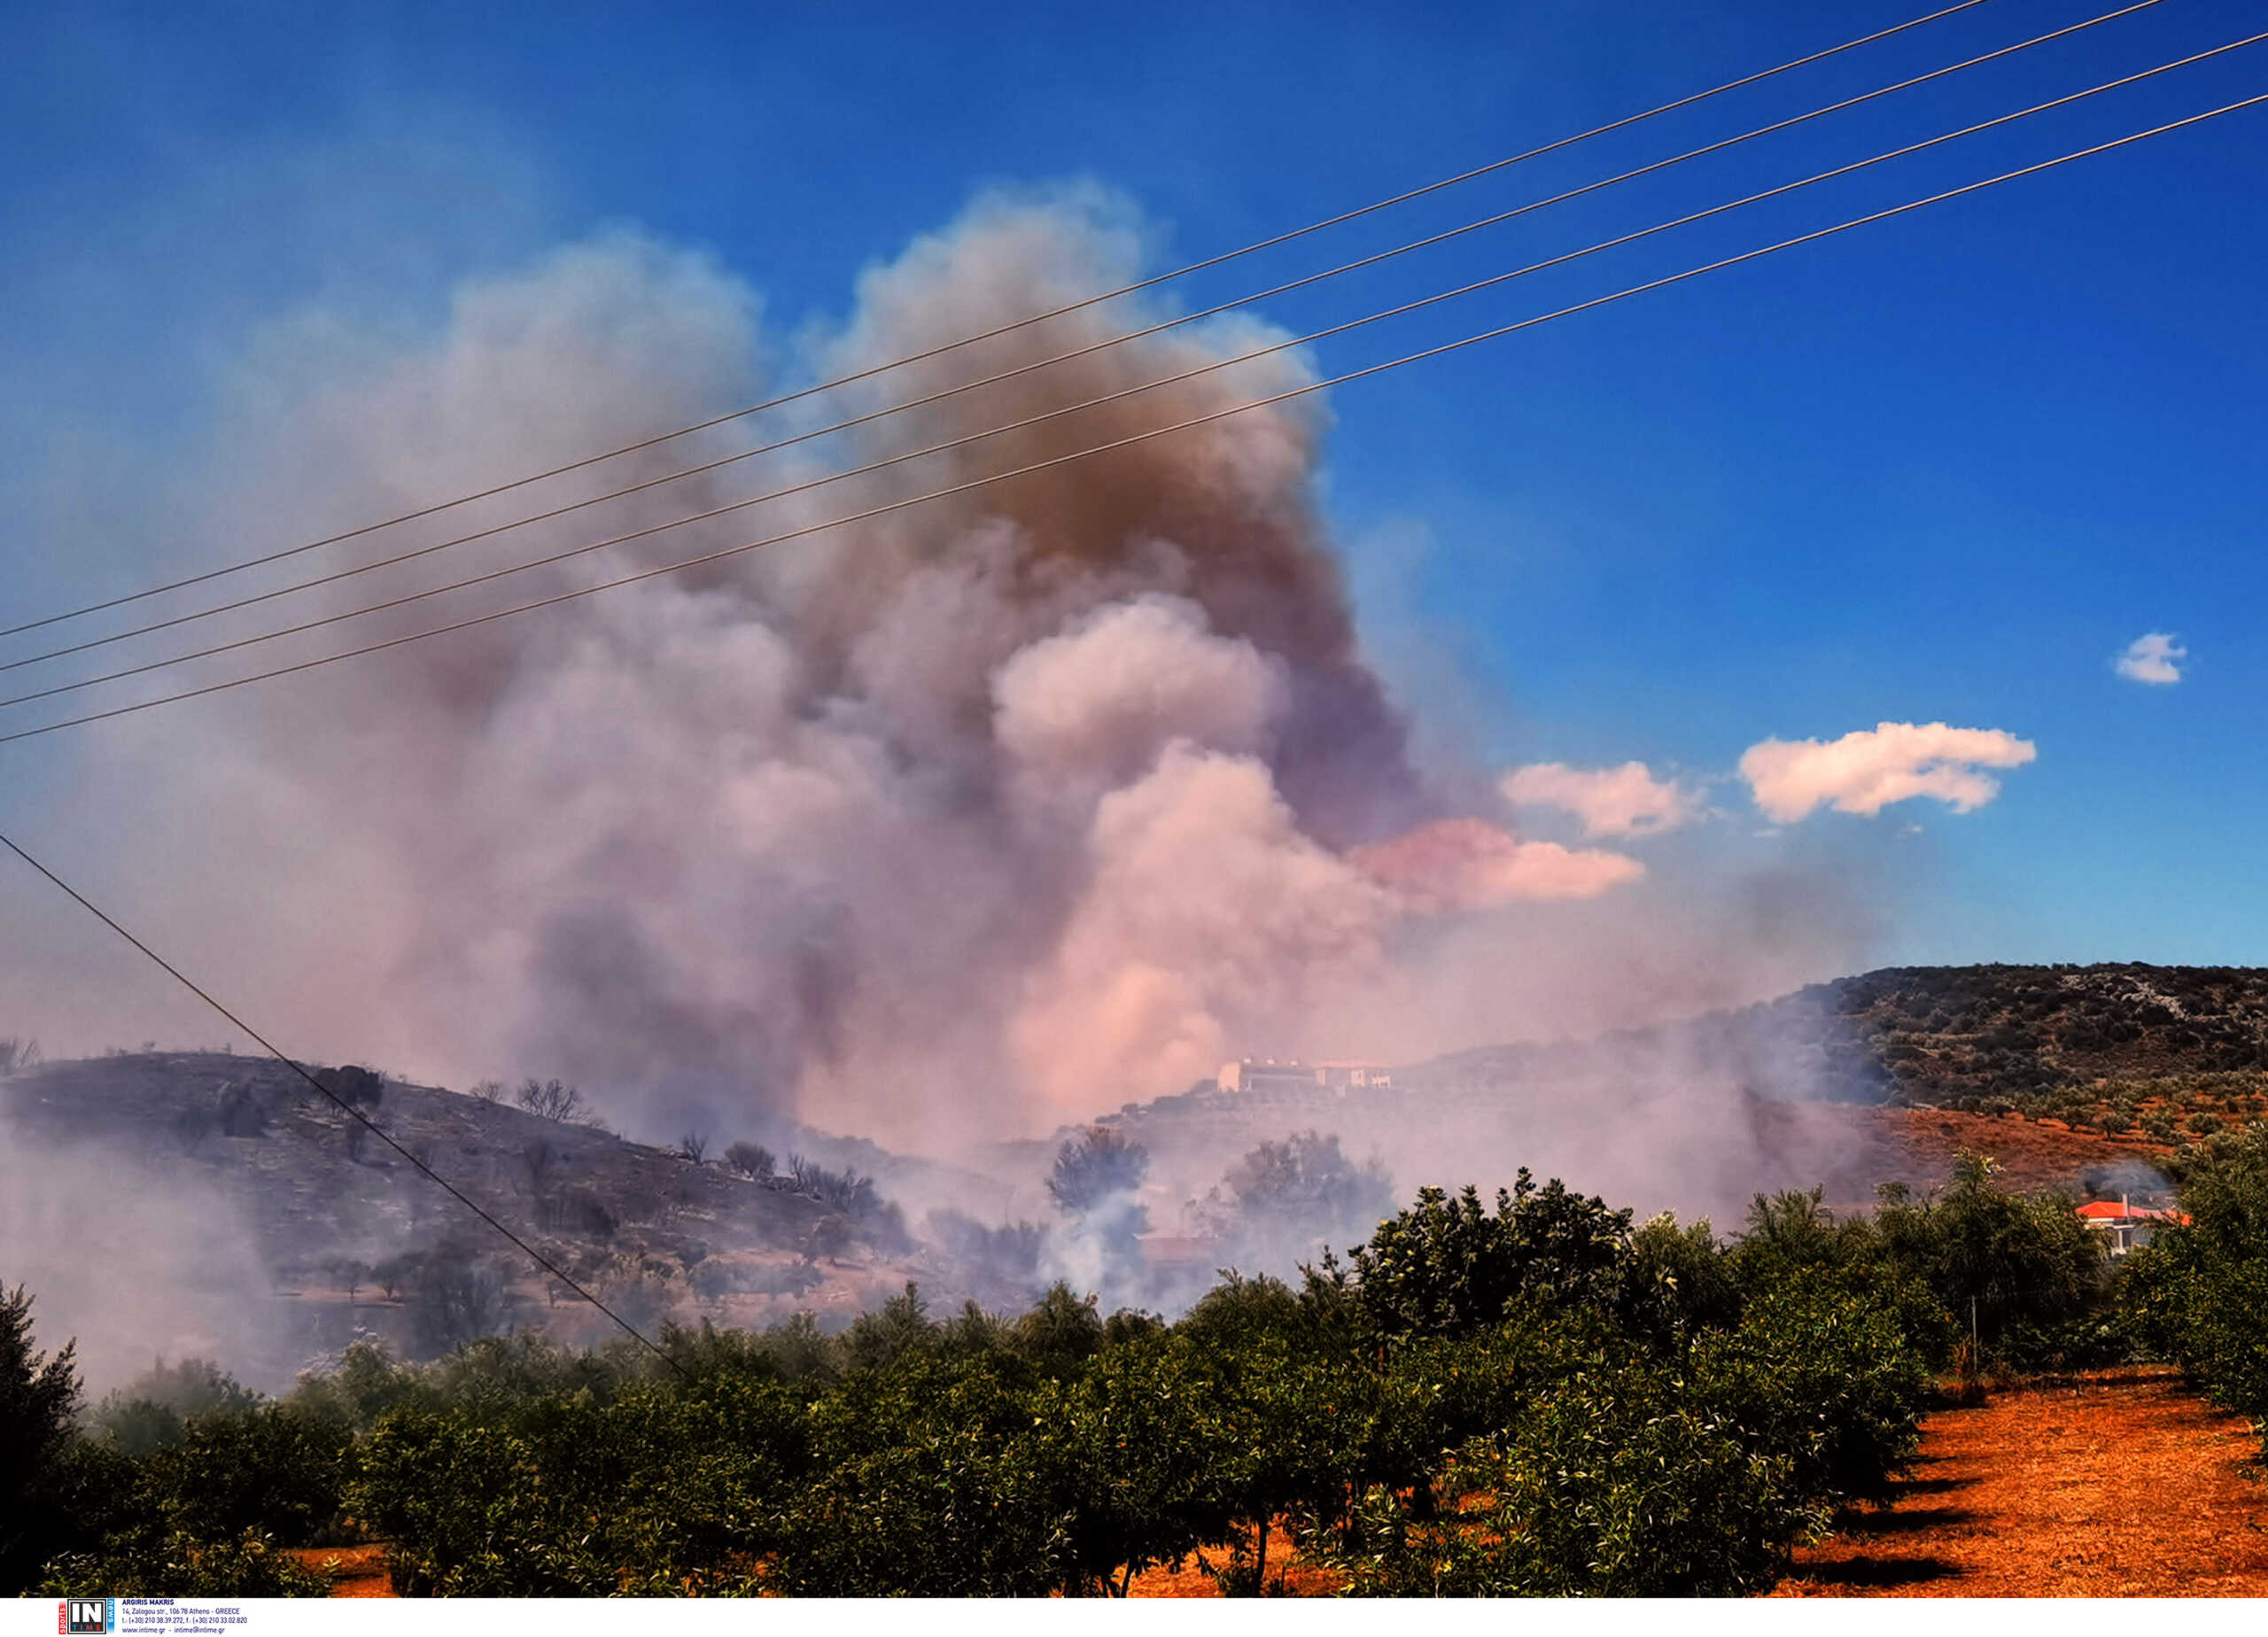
[0,1129,286,1395]
[4,188,1885,1182]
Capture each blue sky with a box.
[2,0,2263,977]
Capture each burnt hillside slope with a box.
[3,1051,924,1374]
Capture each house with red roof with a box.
[2076,1196,2188,1255]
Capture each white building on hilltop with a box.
[1216,1058,1394,1095]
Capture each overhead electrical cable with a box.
[0,826,685,1372]
[0,0,2165,681]
[4,84,2260,750]
[0,0,2002,643]
[4,25,2256,718]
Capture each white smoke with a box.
[0,1126,288,1395]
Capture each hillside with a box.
[1,1051,935,1382]
[1080,965,2266,1226]
[1408,962,2268,1143]
[7,963,2259,1387]
[1809,964,2268,1117]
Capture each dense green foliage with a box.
[1727,1154,2109,1373]
[1,1284,82,1594]
[92,1358,262,1456]
[1349,1172,1633,1340]
[2117,1122,2268,1440]
[6,1146,2189,1600]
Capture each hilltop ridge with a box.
[1406,962,2268,1125]
[1080,963,2265,1217]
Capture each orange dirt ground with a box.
[1871,1108,2173,1197]
[1126,1538,1345,1598]
[1778,1367,2268,1597]
[290,1543,393,1596]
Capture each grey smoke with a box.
[0,1125,289,1396]
[12,189,1450,1149]
[5,184,1888,1219]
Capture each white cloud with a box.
[1739,722,2037,823]
[1501,760,1697,838]
[2114,632,2186,686]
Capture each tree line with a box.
[4,1137,2262,1598]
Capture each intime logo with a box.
[59,1599,113,1634]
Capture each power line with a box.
[4,21,2254,718]
[0,825,684,1374]
[0,0,2162,682]
[0,0,1999,644]
[4,86,2259,750]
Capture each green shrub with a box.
[1487,1377,1823,1595]
[1864,1153,2107,1366]
[1034,1333,1235,1594]
[1350,1172,1632,1342]
[1,1284,82,1594]
[92,1359,260,1455]
[41,1528,328,1598]
[2117,1123,2268,1431]
[1007,1281,1106,1367]
[32,1404,341,1598]
[1619,1213,1742,1347]
[765,1429,1069,1595]
[142,1407,352,1547]
[769,1354,1067,1594]
[1690,1276,1928,1506]
[1332,1373,1822,1597]
[350,1376,810,1595]
[1331,1273,1926,1597]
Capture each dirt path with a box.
[1780,1367,2268,1597]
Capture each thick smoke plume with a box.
[1,195,1494,1145]
[8,189,1881,1196]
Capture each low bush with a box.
[42,1528,329,1599]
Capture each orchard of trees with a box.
[4,1139,2263,1599]
[2120,1123,2268,1427]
